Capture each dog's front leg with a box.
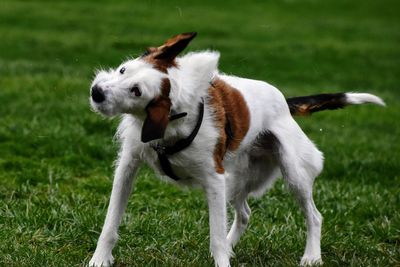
[205,173,231,267]
[89,152,140,267]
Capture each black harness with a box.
[151,98,205,180]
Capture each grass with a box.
[0,0,399,266]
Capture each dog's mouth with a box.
[90,98,118,117]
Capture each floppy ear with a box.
[153,32,197,62]
[141,96,172,143]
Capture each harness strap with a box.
[169,110,187,121]
[151,98,205,180]
[157,152,182,181]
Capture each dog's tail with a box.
[286,92,385,116]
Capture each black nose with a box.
[91,85,105,103]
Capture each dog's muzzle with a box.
[91,85,105,103]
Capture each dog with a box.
[88,32,384,267]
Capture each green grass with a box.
[0,0,399,266]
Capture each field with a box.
[0,0,399,266]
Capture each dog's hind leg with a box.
[271,117,323,266]
[227,196,251,248]
[227,150,279,249]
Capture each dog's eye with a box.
[119,67,126,74]
[130,85,141,97]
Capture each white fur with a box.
[88,50,380,267]
[345,92,385,106]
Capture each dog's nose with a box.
[91,85,105,103]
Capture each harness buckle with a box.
[151,144,166,155]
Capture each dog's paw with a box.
[88,253,114,267]
[300,255,323,266]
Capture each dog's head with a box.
[90,32,197,143]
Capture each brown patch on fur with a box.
[160,78,171,96]
[293,104,311,116]
[141,94,172,143]
[208,78,250,173]
[141,78,172,142]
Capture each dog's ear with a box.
[153,32,197,62]
[141,96,172,143]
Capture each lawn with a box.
[0,0,399,266]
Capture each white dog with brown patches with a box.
[88,32,384,267]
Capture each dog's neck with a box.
[157,51,218,143]
[161,96,205,145]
